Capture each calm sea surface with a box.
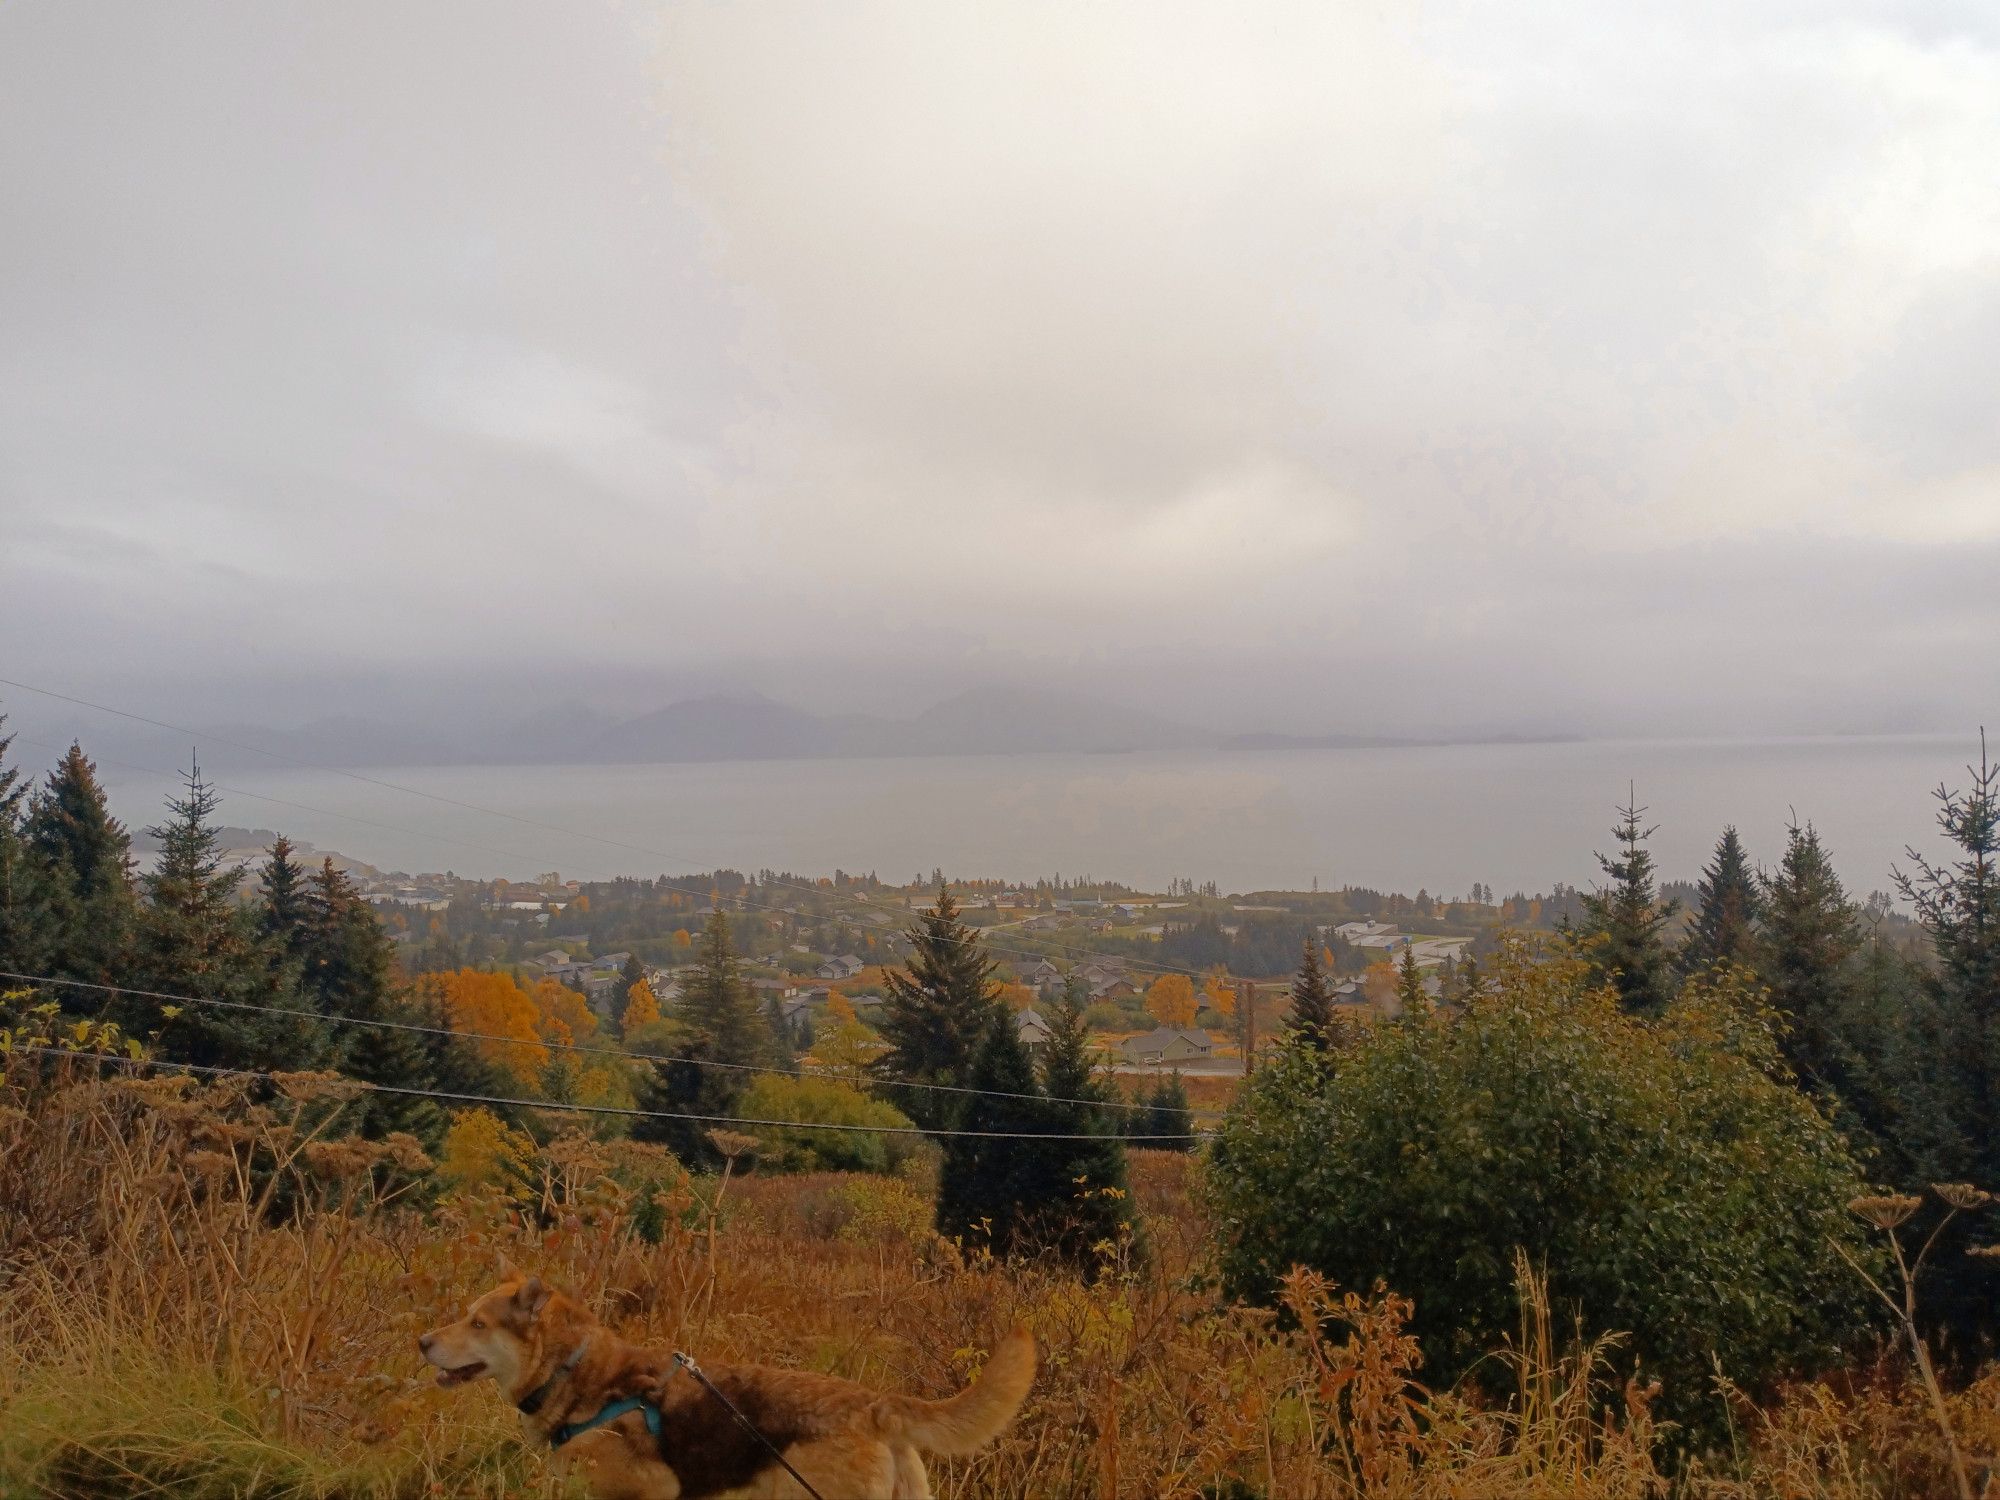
[90,735,1983,900]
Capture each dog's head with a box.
[419,1268,555,1392]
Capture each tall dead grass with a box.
[0,1057,1985,1498]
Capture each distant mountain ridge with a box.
[178,686,1567,770]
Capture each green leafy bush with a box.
[1204,946,1880,1433]
[737,1073,917,1174]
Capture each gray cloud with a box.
[1,0,1995,737]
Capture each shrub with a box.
[1205,945,1880,1433]
[736,1073,917,1174]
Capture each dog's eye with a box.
[471,1318,486,1330]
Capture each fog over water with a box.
[77,736,1976,900]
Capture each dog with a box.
[420,1268,1035,1499]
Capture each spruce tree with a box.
[1395,944,1427,1012]
[1033,980,1134,1264]
[1761,823,1864,1105]
[1132,1071,1195,1151]
[0,718,59,984]
[127,763,306,1069]
[1895,738,2000,1188]
[305,859,434,1138]
[1286,933,1337,1050]
[874,885,1002,1130]
[1574,795,1678,1016]
[1682,826,1762,976]
[612,952,645,1034]
[935,1009,1052,1255]
[26,742,134,985]
[634,911,771,1165]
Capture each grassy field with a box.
[1,1055,1993,1498]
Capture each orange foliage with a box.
[435,969,548,1089]
[1202,966,1236,1017]
[1146,973,1198,1028]
[825,991,857,1025]
[997,982,1037,1012]
[621,979,661,1037]
[530,977,599,1050]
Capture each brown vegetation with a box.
[0,1055,1993,1498]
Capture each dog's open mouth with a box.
[435,1361,487,1388]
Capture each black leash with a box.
[673,1351,828,1500]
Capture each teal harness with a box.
[550,1393,663,1449]
[525,1346,829,1500]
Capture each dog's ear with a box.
[495,1253,519,1281]
[513,1275,552,1321]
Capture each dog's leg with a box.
[890,1444,931,1499]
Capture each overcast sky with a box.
[3,0,1996,741]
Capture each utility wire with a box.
[2,1045,1212,1142]
[0,677,1233,982]
[0,970,1225,1117]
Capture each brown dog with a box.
[420,1270,1035,1499]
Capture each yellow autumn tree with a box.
[1145,973,1199,1028]
[437,969,548,1090]
[813,1017,885,1076]
[437,1107,536,1198]
[997,982,1037,1012]
[671,928,693,951]
[825,990,856,1025]
[621,978,661,1038]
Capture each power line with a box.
[3,1045,1212,1142]
[0,677,1226,982]
[0,970,1222,1117]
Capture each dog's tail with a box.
[869,1326,1036,1456]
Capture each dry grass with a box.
[0,1057,1989,1498]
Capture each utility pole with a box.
[1238,981,1256,1076]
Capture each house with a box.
[1119,1027,1213,1067]
[1015,1007,1053,1056]
[750,977,800,1001]
[1089,976,1138,1002]
[817,955,865,981]
[1019,959,1063,990]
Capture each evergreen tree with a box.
[305,859,434,1138]
[1131,1071,1195,1151]
[1396,944,1427,1012]
[1032,979,1134,1265]
[1895,738,2000,1189]
[934,1010,1052,1255]
[25,742,134,985]
[0,717,59,983]
[762,997,798,1072]
[1285,933,1337,1050]
[256,836,312,943]
[1574,795,1678,1016]
[1760,823,1865,1106]
[1681,826,1762,976]
[612,952,645,1034]
[633,912,771,1165]
[873,885,1002,1130]
[126,763,305,1069]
